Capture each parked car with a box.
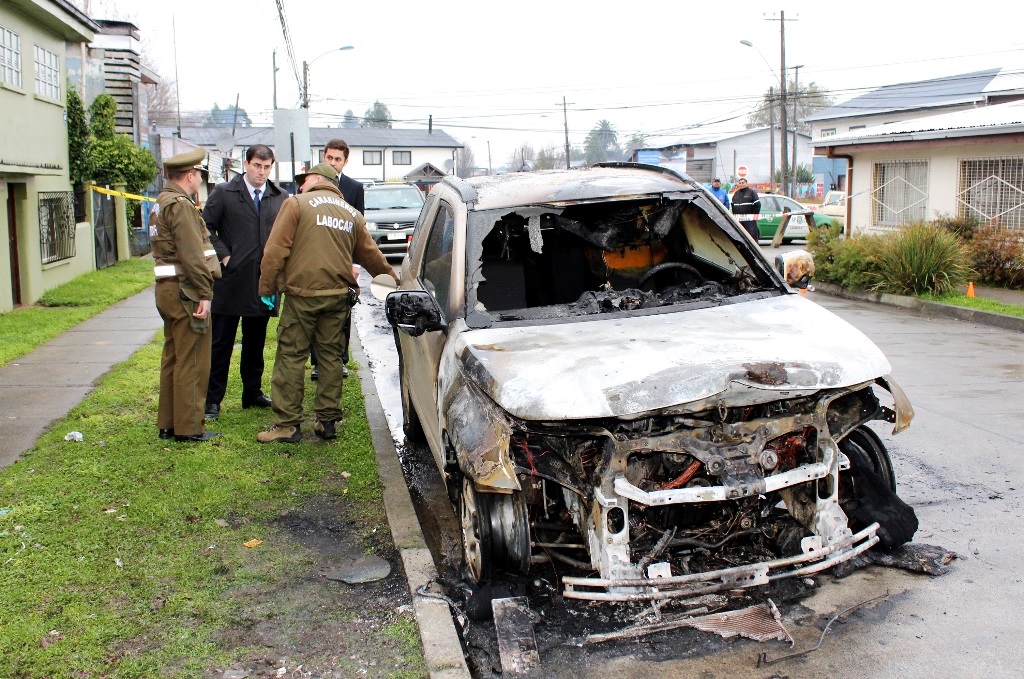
[756,193,840,243]
[373,163,917,602]
[363,182,425,257]
[811,190,848,229]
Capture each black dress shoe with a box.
[205,402,220,420]
[174,431,221,442]
[242,392,272,409]
[310,366,319,381]
[159,428,175,439]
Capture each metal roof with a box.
[811,98,1024,147]
[160,126,462,149]
[805,68,1009,123]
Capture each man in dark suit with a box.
[311,139,365,380]
[203,144,287,419]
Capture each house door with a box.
[6,185,21,307]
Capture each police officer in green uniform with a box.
[150,149,222,441]
[256,163,397,443]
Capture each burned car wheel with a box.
[459,476,530,583]
[397,354,424,443]
[839,426,917,549]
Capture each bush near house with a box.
[933,214,1024,290]
[808,220,973,296]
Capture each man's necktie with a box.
[253,188,261,215]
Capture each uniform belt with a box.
[153,250,217,280]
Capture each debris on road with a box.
[492,596,540,676]
[323,554,391,584]
[835,542,957,577]
[243,539,263,548]
[587,599,792,645]
[63,431,83,442]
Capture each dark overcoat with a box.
[205,175,287,316]
[338,173,365,213]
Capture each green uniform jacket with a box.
[259,181,395,297]
[150,183,221,300]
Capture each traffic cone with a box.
[967,282,976,298]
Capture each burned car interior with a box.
[469,195,775,323]
[384,166,920,606]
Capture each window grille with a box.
[39,191,76,264]
[34,45,59,100]
[958,157,1024,231]
[363,150,382,165]
[871,160,928,228]
[0,25,20,88]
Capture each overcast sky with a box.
[80,0,1024,168]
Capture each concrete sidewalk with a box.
[0,287,162,470]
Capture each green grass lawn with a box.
[920,292,1024,318]
[0,327,425,677]
[0,258,153,367]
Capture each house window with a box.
[0,25,21,88]
[958,157,1024,231]
[39,191,76,264]
[872,160,928,228]
[820,128,836,138]
[848,125,866,131]
[393,150,411,165]
[364,150,382,165]
[34,45,59,100]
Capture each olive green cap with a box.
[164,148,207,172]
[294,162,338,185]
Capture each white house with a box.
[634,127,814,191]
[166,126,463,190]
[805,68,1024,193]
[811,99,1024,235]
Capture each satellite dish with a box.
[443,159,454,171]
[215,132,236,154]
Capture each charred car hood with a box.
[455,294,891,421]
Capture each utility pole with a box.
[301,61,309,108]
[768,87,776,193]
[272,49,279,110]
[791,64,802,197]
[560,96,574,169]
[487,141,492,176]
[765,11,796,196]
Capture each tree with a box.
[89,94,158,194]
[66,84,93,187]
[343,109,359,128]
[455,141,476,178]
[584,120,620,165]
[533,145,560,171]
[363,101,393,129]
[145,76,180,128]
[208,102,251,128]
[746,81,834,134]
[621,133,648,162]
[506,144,535,172]
[773,163,815,185]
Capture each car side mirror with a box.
[385,290,446,337]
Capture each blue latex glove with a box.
[260,294,276,310]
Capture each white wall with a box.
[715,131,815,186]
[847,139,1018,234]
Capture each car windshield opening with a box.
[465,195,777,324]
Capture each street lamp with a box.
[741,38,789,196]
[302,45,353,108]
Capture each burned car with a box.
[375,164,916,602]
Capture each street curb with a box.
[812,280,1024,333]
[349,332,471,679]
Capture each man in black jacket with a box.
[204,144,287,419]
[730,178,762,243]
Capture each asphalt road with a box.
[353,271,1024,679]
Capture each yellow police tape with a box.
[88,185,156,202]
[88,184,204,211]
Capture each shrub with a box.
[807,224,886,290]
[966,224,1024,289]
[874,222,973,296]
[933,212,982,241]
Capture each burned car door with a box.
[398,199,457,466]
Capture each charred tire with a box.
[459,477,531,584]
[840,426,896,493]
